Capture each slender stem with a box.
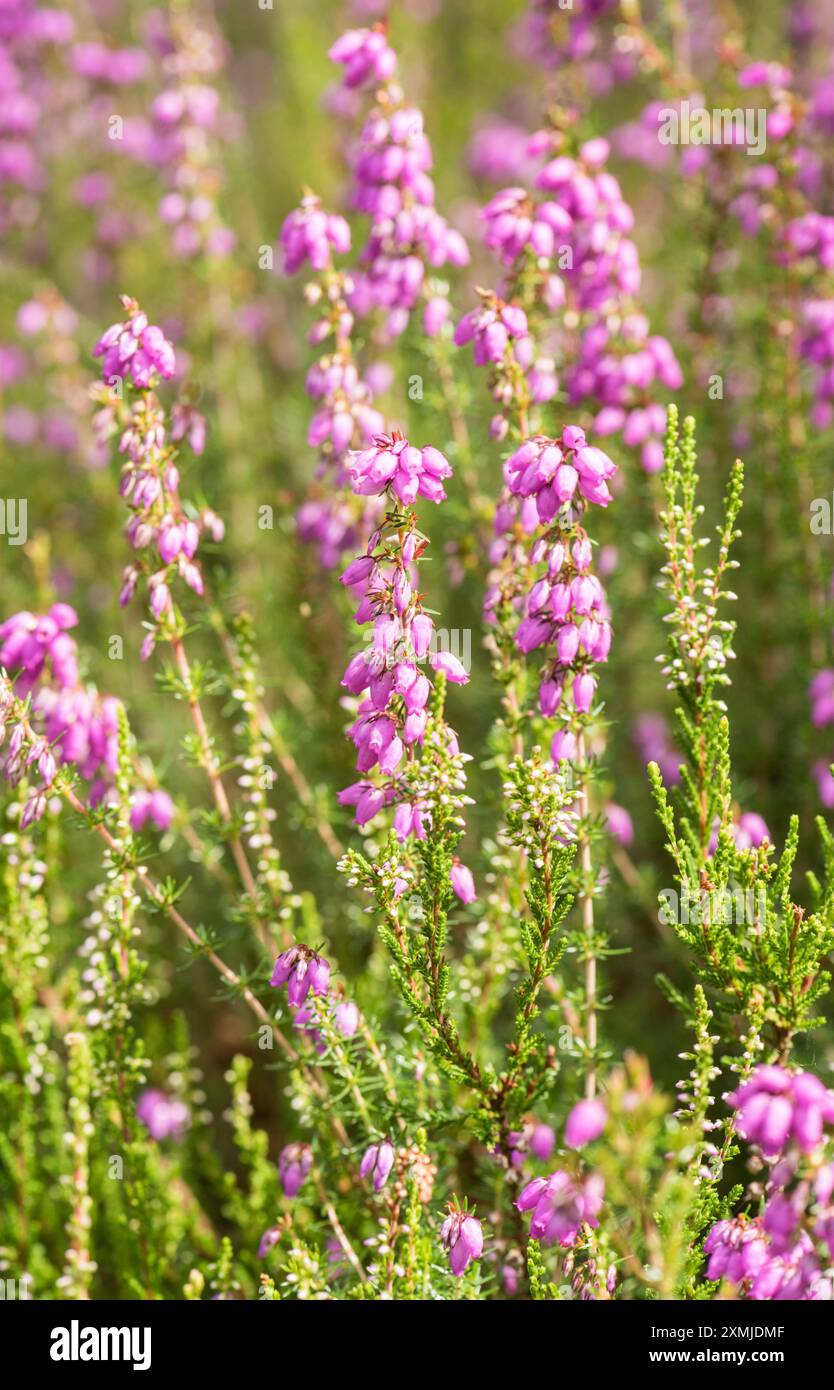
[576,731,597,1099]
[134,752,238,894]
[312,1170,368,1284]
[52,775,356,1148]
[208,607,345,863]
[433,344,488,537]
[169,635,272,948]
[180,820,237,893]
[357,1015,402,1118]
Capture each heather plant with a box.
[2,1,834,1310]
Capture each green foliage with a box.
[650,412,834,1057]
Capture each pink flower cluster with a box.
[0,703,57,831]
[336,452,469,829]
[505,427,617,513]
[726,65,834,431]
[296,496,365,572]
[809,667,834,808]
[3,292,108,466]
[93,297,176,389]
[278,1141,313,1197]
[506,1100,604,1171]
[0,3,75,235]
[705,808,770,857]
[468,131,681,470]
[305,355,384,457]
[137,1088,189,1142]
[535,140,681,471]
[493,427,617,740]
[280,191,388,567]
[71,41,149,85]
[507,1122,556,1168]
[798,297,834,431]
[705,1136,834,1301]
[335,424,477,902]
[481,185,573,265]
[0,605,121,822]
[147,9,236,261]
[0,602,79,697]
[564,1098,607,1149]
[329,26,397,89]
[467,118,537,185]
[284,29,469,567]
[441,1207,484,1277]
[336,45,469,339]
[811,664,834,723]
[130,788,174,834]
[279,193,351,275]
[455,296,532,374]
[346,430,453,506]
[517,0,627,80]
[633,712,681,785]
[272,943,363,1074]
[92,298,220,658]
[516,1169,604,1246]
[704,1216,832,1300]
[270,945,331,1007]
[360,1139,395,1192]
[730,1064,834,1158]
[669,61,832,439]
[291,995,360,1054]
[271,944,365,1217]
